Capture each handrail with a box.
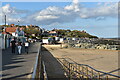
[77,64,120,78]
[31,42,48,80]
[68,58,120,78]
[31,42,42,80]
[57,58,120,79]
[42,61,48,80]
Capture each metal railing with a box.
[42,61,48,80]
[58,58,120,80]
[31,42,48,80]
[32,43,42,80]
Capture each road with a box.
[2,42,40,80]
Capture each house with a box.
[26,25,29,28]
[5,27,17,36]
[42,29,49,37]
[10,24,15,27]
[82,30,86,33]
[49,30,58,37]
[2,27,25,38]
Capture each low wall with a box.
[0,37,5,49]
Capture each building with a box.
[82,30,86,33]
[10,24,15,27]
[49,30,58,37]
[5,27,17,36]
[2,27,25,43]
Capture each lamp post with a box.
[3,15,7,49]
[5,15,6,27]
[18,20,20,26]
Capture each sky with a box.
[0,0,119,38]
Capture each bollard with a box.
[60,43,62,49]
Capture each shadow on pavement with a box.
[2,72,32,80]
[2,47,26,71]
[2,42,40,80]
[3,65,23,71]
[2,43,36,79]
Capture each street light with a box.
[3,14,7,49]
[17,14,21,26]
[18,20,20,26]
[5,15,6,28]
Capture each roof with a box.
[49,31,57,33]
[2,31,11,35]
[5,27,17,33]
[2,31,7,34]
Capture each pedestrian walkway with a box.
[41,47,67,80]
[2,42,40,80]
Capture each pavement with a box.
[2,42,40,80]
[41,47,67,80]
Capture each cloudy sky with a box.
[1,0,118,38]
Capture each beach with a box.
[43,44,119,76]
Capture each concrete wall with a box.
[0,37,5,49]
[0,37,2,49]
[0,34,12,49]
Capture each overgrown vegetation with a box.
[56,29,98,38]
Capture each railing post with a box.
[98,72,100,80]
[76,64,78,78]
[86,66,88,80]
[106,75,108,80]
[82,66,84,79]
[91,69,94,79]
[78,65,81,79]
[43,61,48,80]
[63,60,65,70]
[68,63,71,80]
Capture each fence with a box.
[58,58,120,80]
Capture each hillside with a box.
[56,29,98,38]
